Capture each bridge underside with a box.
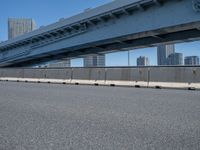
[8,26,200,67]
[0,0,200,67]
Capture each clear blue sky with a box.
[0,0,200,66]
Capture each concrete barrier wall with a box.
[106,68,131,81]
[0,67,200,85]
[45,69,72,79]
[104,68,148,82]
[23,69,46,79]
[72,68,91,80]
[130,68,149,82]
[149,67,200,83]
[0,69,24,78]
[90,68,106,81]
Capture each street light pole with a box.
[128,50,130,66]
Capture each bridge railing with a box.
[0,67,199,90]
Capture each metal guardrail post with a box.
[104,68,107,84]
[147,67,150,88]
[44,69,47,79]
[70,68,73,82]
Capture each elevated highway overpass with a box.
[0,0,200,67]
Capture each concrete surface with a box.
[0,82,200,150]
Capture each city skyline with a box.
[185,56,200,65]
[84,55,105,67]
[157,44,175,66]
[137,56,149,66]
[0,0,200,67]
[71,43,200,67]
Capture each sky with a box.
[0,0,200,66]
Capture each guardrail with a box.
[0,66,199,90]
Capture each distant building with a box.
[137,56,149,66]
[157,44,175,65]
[8,18,36,39]
[167,53,183,65]
[184,56,200,65]
[84,54,105,67]
[46,60,71,67]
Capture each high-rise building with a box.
[8,18,36,39]
[137,56,149,66]
[184,56,200,65]
[157,44,175,65]
[84,54,105,67]
[167,53,183,65]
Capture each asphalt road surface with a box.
[0,82,200,150]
